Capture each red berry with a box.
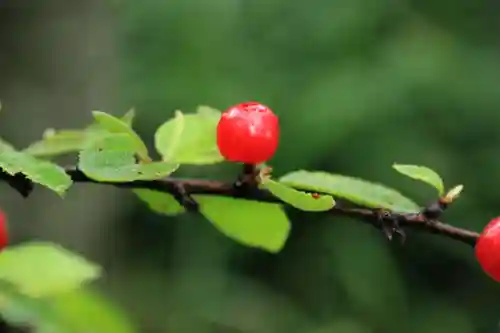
[0,210,8,251]
[475,217,500,281]
[217,102,279,164]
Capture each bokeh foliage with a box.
[1,0,500,331]
[116,0,500,331]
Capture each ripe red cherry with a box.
[216,102,280,164]
[475,217,500,281]
[0,210,9,251]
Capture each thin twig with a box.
[0,167,480,247]
[234,163,259,189]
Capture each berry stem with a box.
[242,163,259,184]
[234,163,260,190]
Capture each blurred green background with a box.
[1,0,500,332]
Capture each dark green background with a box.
[1,0,500,332]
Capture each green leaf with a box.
[155,110,185,161]
[0,282,60,329]
[196,105,222,119]
[133,189,185,215]
[260,178,335,212]
[193,195,290,252]
[154,109,223,165]
[0,285,135,333]
[392,164,445,195]
[23,130,88,158]
[92,111,150,162]
[120,108,136,126]
[0,242,101,298]
[78,134,178,182]
[279,170,420,213]
[0,148,72,196]
[48,289,135,333]
[0,138,15,152]
[22,123,112,158]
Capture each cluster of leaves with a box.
[0,105,463,330]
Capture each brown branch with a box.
[68,168,482,246]
[1,167,480,247]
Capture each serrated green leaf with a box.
[155,110,223,165]
[15,158,72,196]
[193,195,290,252]
[133,189,185,215]
[0,242,101,298]
[261,178,335,212]
[78,134,178,182]
[92,111,150,162]
[392,164,445,195]
[0,149,72,196]
[279,170,420,213]
[0,151,24,175]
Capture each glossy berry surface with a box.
[475,217,500,281]
[0,210,8,251]
[216,102,279,164]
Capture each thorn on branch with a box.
[171,182,199,212]
[375,209,406,244]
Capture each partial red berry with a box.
[475,217,500,281]
[216,102,279,164]
[0,210,9,251]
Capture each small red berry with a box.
[217,102,279,164]
[475,217,500,281]
[0,210,9,251]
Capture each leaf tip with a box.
[443,184,464,203]
[91,110,105,117]
[263,242,286,253]
[392,163,445,195]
